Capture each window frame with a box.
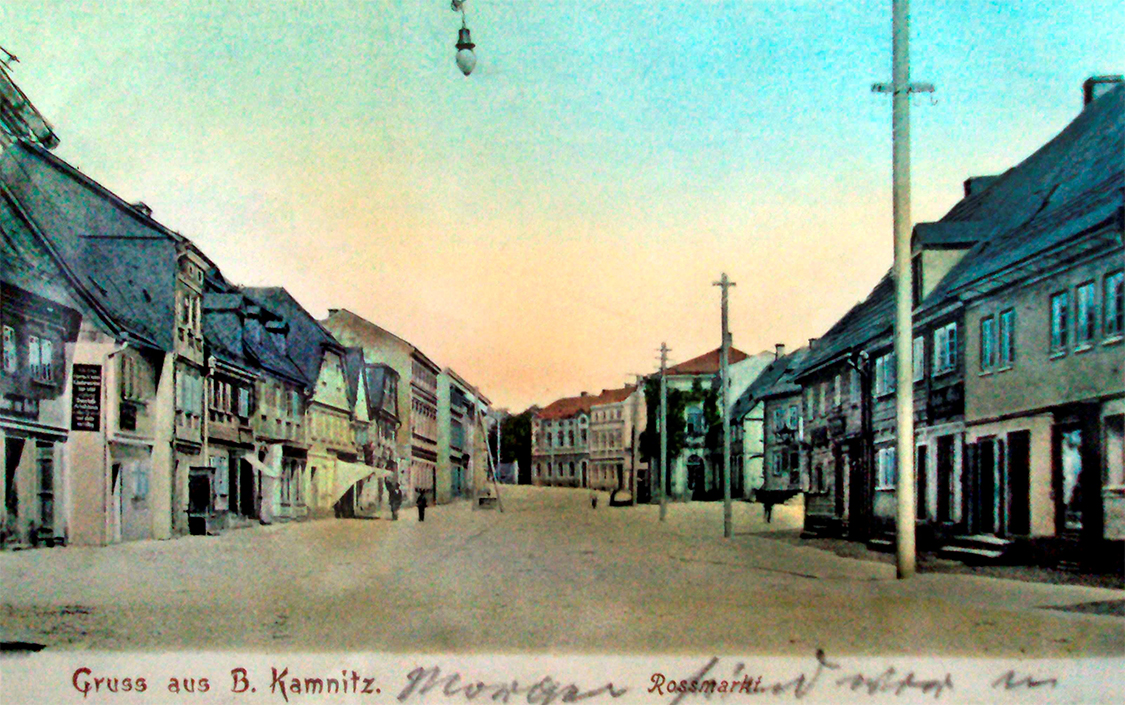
[1050,290,1069,354]
[979,315,997,372]
[998,308,1015,368]
[1076,280,1097,347]
[1105,270,1124,339]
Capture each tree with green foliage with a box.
[498,409,533,484]
[639,376,724,500]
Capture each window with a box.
[833,375,841,408]
[1105,271,1123,338]
[1076,281,1097,346]
[1050,291,1069,353]
[28,336,53,383]
[787,406,798,430]
[874,352,896,397]
[980,316,996,371]
[850,368,860,404]
[1104,415,1124,489]
[876,446,897,490]
[133,461,149,500]
[933,322,957,374]
[238,387,250,418]
[998,309,1015,367]
[773,408,785,432]
[912,336,925,382]
[2,325,15,373]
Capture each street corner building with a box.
[788,77,1124,572]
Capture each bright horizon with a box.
[3,1,1121,410]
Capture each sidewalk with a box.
[756,528,1125,590]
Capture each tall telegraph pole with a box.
[659,343,669,522]
[714,273,736,538]
[873,0,933,579]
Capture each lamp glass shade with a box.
[456,48,476,76]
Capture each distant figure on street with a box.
[417,490,428,522]
[761,491,775,524]
[590,493,598,510]
[388,480,402,521]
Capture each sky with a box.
[2,1,1121,410]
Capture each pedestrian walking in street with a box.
[761,492,775,524]
[388,480,402,521]
[590,492,598,510]
[417,489,428,522]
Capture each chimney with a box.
[1083,75,1123,108]
[131,201,153,217]
[580,391,588,397]
[963,175,1000,198]
[808,337,818,350]
[775,343,787,360]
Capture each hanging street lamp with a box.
[451,1,477,77]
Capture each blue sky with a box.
[2,1,1121,408]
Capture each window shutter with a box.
[2,325,15,373]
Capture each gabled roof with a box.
[589,385,637,407]
[203,278,305,385]
[925,84,1124,303]
[666,347,750,376]
[799,84,1124,379]
[1,191,86,316]
[732,346,812,418]
[796,273,894,379]
[243,287,343,388]
[536,394,597,421]
[1,141,181,350]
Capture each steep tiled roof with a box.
[796,274,893,379]
[925,83,1123,303]
[203,279,306,385]
[1,141,179,350]
[243,287,343,389]
[590,385,636,407]
[666,347,750,376]
[798,84,1123,379]
[732,347,810,418]
[536,394,597,421]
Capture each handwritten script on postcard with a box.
[0,650,1105,704]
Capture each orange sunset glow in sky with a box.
[3,1,1121,409]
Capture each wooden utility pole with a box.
[714,273,736,539]
[629,374,645,507]
[872,0,933,579]
[659,342,669,522]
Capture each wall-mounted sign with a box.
[71,364,102,432]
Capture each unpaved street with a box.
[1,486,1122,655]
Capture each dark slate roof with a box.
[925,84,1124,303]
[1,191,85,314]
[1,140,178,350]
[799,84,1124,379]
[242,287,342,389]
[202,277,306,385]
[732,347,810,418]
[364,364,399,420]
[797,274,894,379]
